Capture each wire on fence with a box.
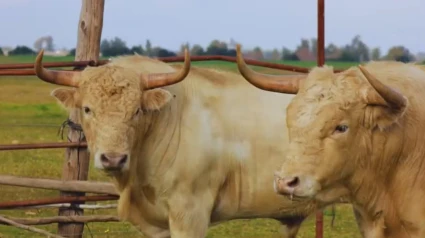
[0,229,145,237]
[0,123,60,128]
[0,195,118,209]
[3,203,117,210]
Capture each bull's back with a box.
[180,66,294,158]
[178,67,309,218]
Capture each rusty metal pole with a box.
[315,0,325,238]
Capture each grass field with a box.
[0,55,362,237]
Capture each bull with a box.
[34,49,335,238]
[235,43,425,237]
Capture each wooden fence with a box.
[0,0,329,237]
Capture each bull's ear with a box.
[51,88,80,110]
[358,65,408,130]
[362,87,408,130]
[142,88,173,112]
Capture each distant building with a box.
[295,47,316,61]
[43,49,70,57]
[416,52,425,61]
[1,46,13,56]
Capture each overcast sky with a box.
[0,0,424,54]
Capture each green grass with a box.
[0,56,361,237]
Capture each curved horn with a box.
[34,49,80,87]
[142,48,191,90]
[358,65,407,110]
[235,44,304,94]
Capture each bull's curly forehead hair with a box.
[288,66,366,128]
[298,66,363,101]
[79,65,140,90]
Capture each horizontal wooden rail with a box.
[0,175,118,195]
[0,215,119,226]
[0,55,345,76]
[0,142,87,151]
[0,69,81,75]
[0,60,108,70]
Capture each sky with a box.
[0,0,424,54]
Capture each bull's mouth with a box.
[280,188,314,200]
[282,193,313,202]
[94,151,130,173]
[103,167,125,174]
[274,173,320,199]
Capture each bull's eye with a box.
[335,125,348,133]
[133,108,141,118]
[83,107,91,114]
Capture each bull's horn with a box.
[142,48,191,90]
[235,44,304,94]
[358,65,407,110]
[34,49,80,87]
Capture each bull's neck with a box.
[115,89,185,189]
[348,108,425,235]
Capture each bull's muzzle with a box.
[100,152,128,170]
[274,172,300,196]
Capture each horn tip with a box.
[236,44,242,53]
[235,44,245,66]
[184,47,190,58]
[183,48,191,68]
[358,65,369,75]
[36,49,44,61]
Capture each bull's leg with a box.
[123,204,171,238]
[167,190,215,238]
[277,216,306,238]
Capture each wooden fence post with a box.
[57,0,104,237]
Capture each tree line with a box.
[1,34,420,63]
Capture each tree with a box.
[371,47,381,60]
[325,43,338,55]
[8,46,35,55]
[351,35,370,62]
[145,39,152,57]
[0,48,3,56]
[296,38,310,52]
[152,47,176,57]
[206,40,225,55]
[336,35,370,62]
[190,44,205,56]
[100,39,111,56]
[281,47,298,61]
[100,37,130,57]
[179,42,190,56]
[68,48,76,56]
[130,45,144,55]
[252,47,264,60]
[271,48,281,61]
[205,40,234,56]
[384,46,415,62]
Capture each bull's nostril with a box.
[100,154,108,163]
[287,177,300,188]
[118,155,128,167]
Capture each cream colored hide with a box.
[272,61,425,238]
[47,55,330,238]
